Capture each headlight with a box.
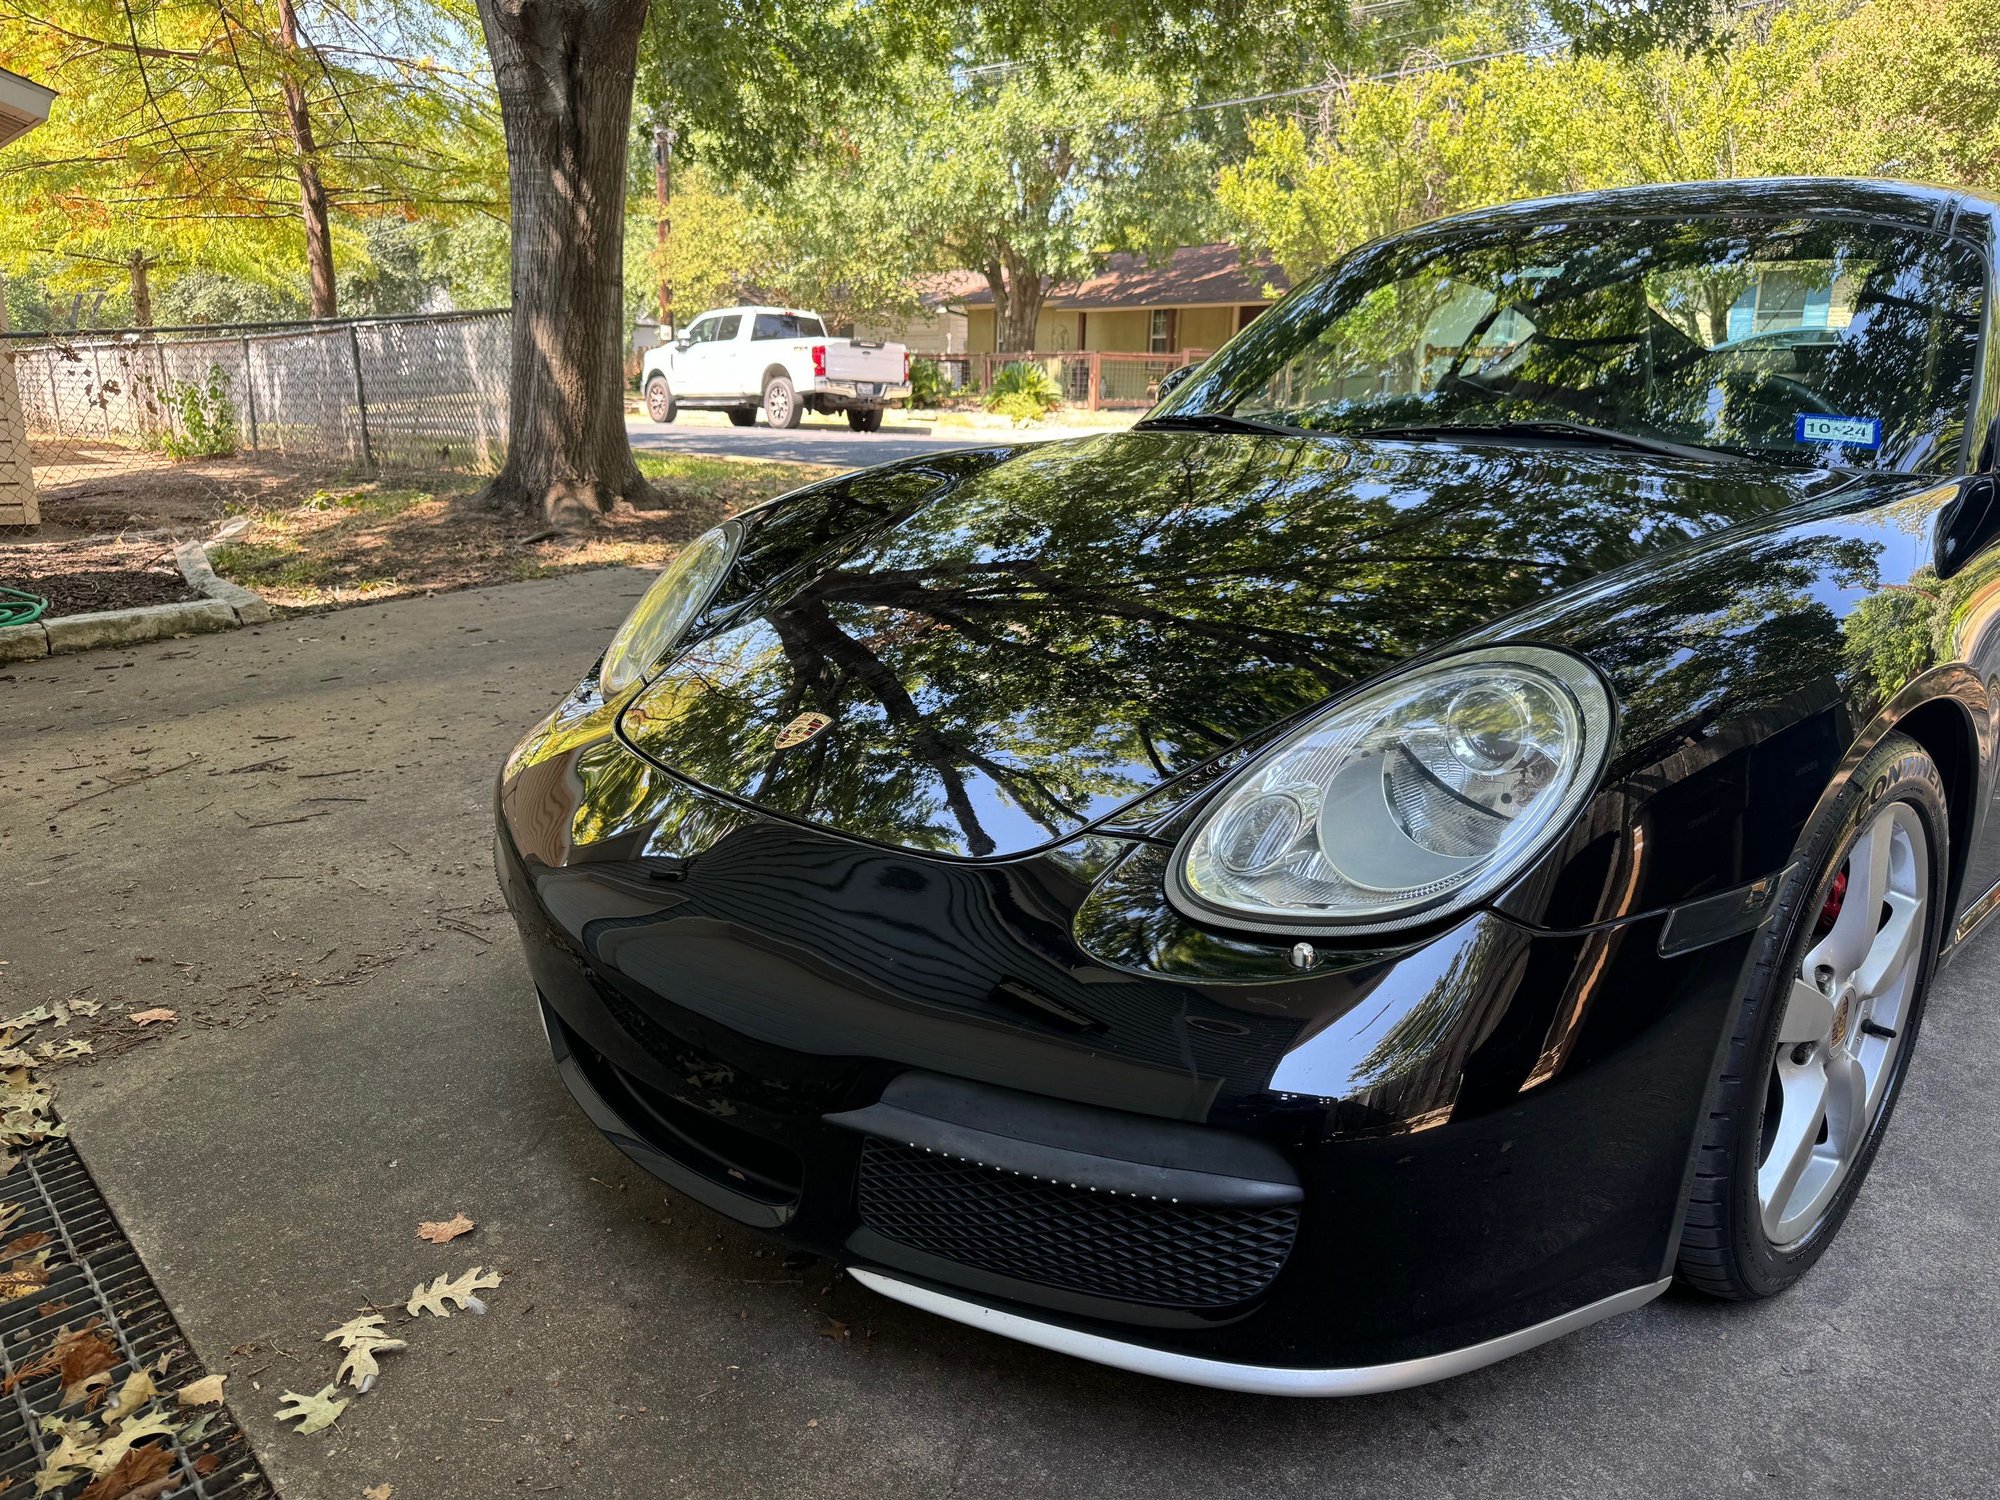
[598,524,739,696]
[1169,647,1612,935]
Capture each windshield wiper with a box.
[1135,412,1308,438]
[1354,420,1735,465]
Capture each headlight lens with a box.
[598,524,738,696]
[1170,647,1612,934]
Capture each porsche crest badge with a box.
[774,711,833,750]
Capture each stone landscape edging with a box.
[0,541,274,664]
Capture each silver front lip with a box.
[848,1268,1671,1396]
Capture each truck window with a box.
[684,316,716,344]
[714,315,742,340]
[752,313,826,340]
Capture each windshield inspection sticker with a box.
[1795,413,1883,449]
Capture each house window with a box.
[1149,309,1174,353]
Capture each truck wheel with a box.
[846,408,884,433]
[763,375,802,429]
[727,408,757,427]
[644,376,676,424]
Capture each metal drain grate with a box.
[0,1140,274,1498]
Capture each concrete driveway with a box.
[2,572,1996,1499]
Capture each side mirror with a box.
[674,337,691,351]
[1934,473,1999,579]
[1154,364,1197,402]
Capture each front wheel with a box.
[1678,731,1947,1299]
[846,407,884,433]
[763,375,802,429]
[644,375,676,424]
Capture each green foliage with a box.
[151,366,238,460]
[1220,0,2000,285]
[985,362,1063,419]
[907,357,954,409]
[0,0,501,315]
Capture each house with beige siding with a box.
[960,245,1290,356]
[0,65,57,527]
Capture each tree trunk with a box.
[992,250,1046,352]
[275,0,337,319]
[128,253,154,329]
[475,0,655,524]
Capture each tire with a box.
[846,407,884,433]
[1677,730,1947,1299]
[727,408,757,427]
[644,376,676,424]
[763,374,802,429]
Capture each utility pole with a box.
[652,125,677,338]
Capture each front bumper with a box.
[496,738,1761,1387]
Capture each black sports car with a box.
[498,179,2000,1394]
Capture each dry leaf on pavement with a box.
[175,1374,226,1407]
[275,1385,349,1436]
[363,1486,394,1500]
[406,1267,501,1319]
[416,1213,474,1245]
[126,1010,177,1027]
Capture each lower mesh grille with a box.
[856,1138,1297,1308]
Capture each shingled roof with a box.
[954,244,1290,311]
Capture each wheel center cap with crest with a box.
[774,711,833,750]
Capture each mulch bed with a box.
[0,535,201,617]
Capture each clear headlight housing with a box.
[1169,647,1613,935]
[597,523,739,696]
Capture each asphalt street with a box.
[2,572,1997,1498]
[627,412,1044,467]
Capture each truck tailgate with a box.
[822,342,904,384]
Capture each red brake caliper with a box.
[1816,866,1848,937]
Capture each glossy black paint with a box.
[498,180,2000,1374]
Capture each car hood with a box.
[618,428,1856,859]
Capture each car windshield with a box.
[1152,213,1986,471]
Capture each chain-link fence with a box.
[1,309,509,526]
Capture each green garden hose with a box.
[0,586,48,628]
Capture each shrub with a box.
[983,361,1062,418]
[908,357,953,408]
[153,365,238,460]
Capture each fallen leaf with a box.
[0,1230,50,1259]
[275,1385,348,1436]
[67,1000,102,1018]
[818,1317,850,1342]
[126,1011,176,1028]
[333,1338,405,1394]
[34,1040,92,1062]
[104,1370,156,1425]
[75,1441,172,1500]
[322,1314,393,1349]
[416,1213,474,1245]
[406,1267,501,1319]
[174,1375,226,1408]
[0,1251,50,1302]
[0,1007,52,1032]
[0,1202,20,1237]
[58,1328,121,1406]
[363,1487,393,1500]
[192,1454,219,1477]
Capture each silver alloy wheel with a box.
[766,382,791,425]
[1760,799,1928,1246]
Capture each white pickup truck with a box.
[640,306,910,432]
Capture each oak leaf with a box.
[174,1375,226,1407]
[126,1011,176,1028]
[104,1370,157,1424]
[322,1315,393,1349]
[416,1213,474,1245]
[364,1487,393,1500]
[406,1267,500,1319]
[275,1385,348,1436]
[74,1441,172,1500]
